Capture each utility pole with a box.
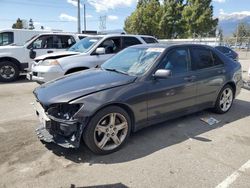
[83,4,86,33]
[77,0,81,33]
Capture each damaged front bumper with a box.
[33,101,86,148]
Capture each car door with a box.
[90,37,122,66]
[147,47,197,124]
[189,47,226,108]
[28,35,56,59]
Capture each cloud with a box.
[33,22,41,26]
[86,14,93,18]
[59,13,77,22]
[108,15,118,21]
[67,0,83,8]
[219,9,250,20]
[87,0,135,12]
[213,0,226,3]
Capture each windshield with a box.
[101,47,165,76]
[0,32,14,46]
[68,37,101,53]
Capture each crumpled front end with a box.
[33,101,86,148]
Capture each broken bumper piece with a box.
[33,101,85,149]
[35,124,80,148]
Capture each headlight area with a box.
[41,59,61,66]
[35,103,85,148]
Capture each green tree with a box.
[12,18,23,29]
[182,0,218,38]
[124,0,162,37]
[233,22,250,44]
[159,0,184,38]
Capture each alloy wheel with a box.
[94,113,128,151]
[219,88,233,112]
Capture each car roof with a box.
[36,32,80,36]
[129,43,214,49]
[96,34,157,38]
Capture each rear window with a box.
[215,46,230,53]
[142,37,158,44]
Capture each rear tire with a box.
[0,61,19,82]
[83,106,131,155]
[213,85,234,114]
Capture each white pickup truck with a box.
[0,33,87,82]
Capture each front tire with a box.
[213,85,234,114]
[0,61,19,82]
[83,106,131,155]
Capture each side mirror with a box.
[29,48,36,59]
[153,69,171,79]
[95,47,105,55]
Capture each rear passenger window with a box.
[142,37,158,44]
[160,48,189,75]
[190,48,214,70]
[123,37,141,48]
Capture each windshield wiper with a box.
[103,68,128,75]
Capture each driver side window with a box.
[31,35,53,49]
[98,38,121,54]
[160,48,190,75]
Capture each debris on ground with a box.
[200,117,220,126]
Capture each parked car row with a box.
[0,32,243,154]
[27,34,159,83]
[0,32,88,82]
[33,43,242,154]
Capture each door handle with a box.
[184,76,196,82]
[47,50,53,53]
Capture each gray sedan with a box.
[33,44,242,154]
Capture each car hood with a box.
[34,68,136,106]
[35,51,80,61]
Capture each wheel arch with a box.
[224,81,236,98]
[0,57,21,70]
[65,67,89,75]
[89,102,136,132]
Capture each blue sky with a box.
[0,0,249,32]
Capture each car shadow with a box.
[44,98,250,164]
[0,75,35,84]
[69,183,128,188]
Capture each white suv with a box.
[0,33,87,82]
[27,34,158,84]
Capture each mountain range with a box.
[218,13,250,37]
